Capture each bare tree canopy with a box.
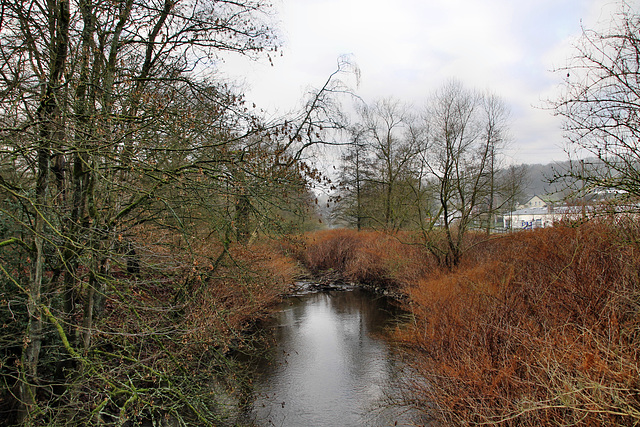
[332,82,519,268]
[415,80,512,267]
[0,0,355,424]
[554,2,640,199]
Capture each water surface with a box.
[245,287,423,426]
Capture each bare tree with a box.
[356,98,422,230]
[500,164,530,230]
[334,125,373,230]
[479,92,511,234]
[553,2,640,201]
[419,80,512,267]
[0,0,352,424]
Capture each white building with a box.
[504,195,584,230]
[504,207,550,229]
[504,194,640,230]
[518,195,548,209]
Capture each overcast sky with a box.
[219,0,633,165]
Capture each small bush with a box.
[297,229,434,290]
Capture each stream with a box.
[241,283,427,426]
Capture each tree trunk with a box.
[236,195,252,244]
[18,0,69,421]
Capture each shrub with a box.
[297,229,434,290]
[395,221,640,425]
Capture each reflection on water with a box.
[245,288,423,427]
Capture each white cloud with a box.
[219,0,639,164]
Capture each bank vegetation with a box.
[294,221,640,426]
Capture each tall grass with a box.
[182,240,301,349]
[396,221,640,425]
[293,229,434,290]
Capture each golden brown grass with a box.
[182,240,300,349]
[395,221,640,426]
[293,228,434,290]
[113,222,640,425]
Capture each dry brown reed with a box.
[294,228,434,290]
[396,220,640,426]
[182,240,300,349]
[95,229,300,394]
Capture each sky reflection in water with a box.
[248,289,424,427]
